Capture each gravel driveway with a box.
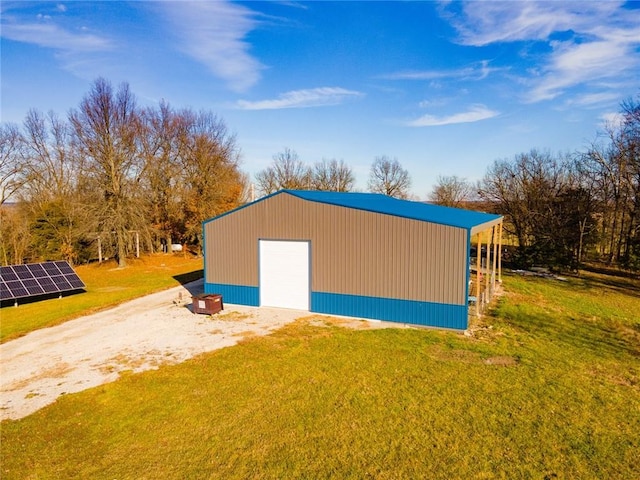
[0,279,314,421]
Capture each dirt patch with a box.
[2,362,73,392]
[300,314,402,330]
[216,311,252,322]
[484,356,519,367]
[430,346,483,364]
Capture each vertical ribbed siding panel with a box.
[204,192,468,306]
[311,292,467,329]
[204,282,259,306]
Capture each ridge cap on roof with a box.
[281,189,501,230]
[202,189,501,231]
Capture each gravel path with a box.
[0,279,313,421]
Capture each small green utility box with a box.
[192,293,223,315]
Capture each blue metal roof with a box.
[282,190,501,230]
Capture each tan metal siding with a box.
[205,192,468,305]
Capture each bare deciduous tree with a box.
[140,101,187,251]
[69,78,144,268]
[179,110,245,246]
[255,148,311,195]
[21,110,89,264]
[311,158,355,192]
[579,95,640,267]
[0,204,30,265]
[367,155,411,199]
[478,149,593,269]
[0,123,25,205]
[429,175,474,207]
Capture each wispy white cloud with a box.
[566,92,621,108]
[237,87,364,110]
[155,1,263,93]
[406,104,499,127]
[382,60,501,81]
[1,18,111,52]
[444,1,640,103]
[446,1,620,46]
[0,4,117,80]
[527,37,639,102]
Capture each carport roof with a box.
[283,190,502,231]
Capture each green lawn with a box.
[1,271,639,479]
[0,254,203,343]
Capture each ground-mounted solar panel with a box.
[0,281,11,300]
[0,267,18,281]
[0,261,86,304]
[28,263,47,277]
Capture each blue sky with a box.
[2,1,640,197]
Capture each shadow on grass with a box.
[575,273,640,299]
[583,263,640,280]
[500,304,640,359]
[511,269,640,300]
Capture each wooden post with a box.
[98,237,102,263]
[135,231,140,258]
[498,221,503,283]
[492,224,498,294]
[485,228,491,303]
[476,231,482,317]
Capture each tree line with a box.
[431,96,640,271]
[1,78,638,271]
[254,149,411,198]
[1,78,245,267]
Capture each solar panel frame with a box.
[0,280,12,300]
[28,263,47,277]
[38,277,59,293]
[43,263,61,274]
[66,277,85,289]
[22,278,45,295]
[5,280,29,298]
[14,266,33,280]
[0,267,18,281]
[50,275,73,290]
[55,261,75,274]
[0,261,86,302]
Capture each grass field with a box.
[1,269,639,479]
[0,254,203,343]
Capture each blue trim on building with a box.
[311,291,468,330]
[204,283,259,306]
[203,284,468,329]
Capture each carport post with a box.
[498,221,503,283]
[484,227,491,304]
[492,224,498,295]
[476,230,482,317]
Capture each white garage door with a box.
[259,240,310,310]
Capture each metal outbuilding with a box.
[202,190,503,330]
